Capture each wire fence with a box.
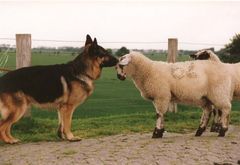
[0,37,225,47]
[0,36,226,72]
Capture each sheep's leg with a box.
[210,108,217,132]
[210,109,222,132]
[152,113,165,138]
[195,105,212,136]
[152,100,169,138]
[218,108,230,137]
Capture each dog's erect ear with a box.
[88,38,99,56]
[93,38,98,46]
[119,55,131,65]
[85,34,93,46]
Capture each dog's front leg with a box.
[58,105,81,142]
[57,110,64,139]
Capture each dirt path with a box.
[0,126,240,165]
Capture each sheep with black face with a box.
[116,51,239,138]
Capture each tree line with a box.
[0,33,239,62]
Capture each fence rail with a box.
[0,67,11,72]
[0,37,225,46]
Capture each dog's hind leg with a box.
[0,112,20,144]
[0,118,13,143]
[5,105,27,143]
[0,93,28,144]
[58,104,81,142]
[0,96,13,143]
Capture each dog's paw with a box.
[68,137,82,142]
[11,138,21,144]
[6,138,21,144]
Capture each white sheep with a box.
[116,51,239,138]
[190,49,222,132]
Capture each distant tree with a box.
[225,33,240,56]
[106,48,113,55]
[218,33,240,63]
[115,46,130,57]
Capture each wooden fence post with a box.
[167,38,178,63]
[167,38,178,113]
[16,34,32,117]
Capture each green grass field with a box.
[1,52,240,143]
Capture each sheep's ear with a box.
[119,55,131,65]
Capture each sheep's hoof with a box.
[195,126,206,136]
[218,127,228,137]
[152,128,164,138]
[210,123,221,133]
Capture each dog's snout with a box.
[102,55,119,67]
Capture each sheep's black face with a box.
[190,50,211,60]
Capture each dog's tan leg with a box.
[57,110,64,139]
[5,125,21,144]
[59,105,81,142]
[0,130,11,143]
[5,126,19,143]
[5,106,27,143]
[0,115,14,144]
[0,96,11,143]
[0,93,28,144]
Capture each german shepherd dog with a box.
[0,35,118,144]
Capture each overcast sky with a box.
[0,1,240,50]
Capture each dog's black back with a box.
[0,64,73,103]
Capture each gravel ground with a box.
[0,125,239,165]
